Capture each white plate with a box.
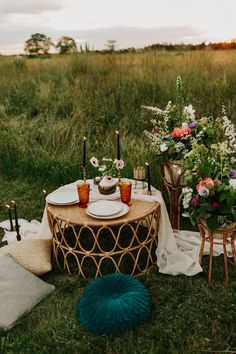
[46,190,79,205]
[87,201,122,217]
[86,202,129,219]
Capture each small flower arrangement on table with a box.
[90,156,125,194]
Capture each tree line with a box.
[23,33,236,57]
[24,33,78,56]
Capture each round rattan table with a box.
[47,199,160,279]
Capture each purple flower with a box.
[198,187,209,197]
[191,197,200,207]
[229,169,236,179]
[188,121,198,129]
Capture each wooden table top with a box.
[47,199,160,227]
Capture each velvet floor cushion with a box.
[78,273,151,335]
[0,254,55,331]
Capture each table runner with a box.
[1,179,234,276]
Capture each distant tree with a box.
[105,40,117,52]
[24,33,53,56]
[56,36,78,54]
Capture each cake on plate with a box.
[98,176,117,195]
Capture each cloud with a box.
[70,25,208,49]
[0,0,70,15]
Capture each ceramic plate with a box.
[46,190,79,205]
[86,202,129,219]
[87,201,123,217]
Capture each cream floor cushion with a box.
[0,254,55,331]
[0,239,52,276]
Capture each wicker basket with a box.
[163,160,187,187]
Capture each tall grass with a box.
[0,50,236,187]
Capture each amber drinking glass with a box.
[77,182,90,208]
[119,181,132,205]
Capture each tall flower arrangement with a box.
[143,76,205,162]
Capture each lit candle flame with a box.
[11,200,16,205]
[5,204,10,209]
[43,189,47,194]
[115,130,119,135]
[145,162,149,166]
[83,136,86,141]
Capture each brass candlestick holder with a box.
[82,166,87,182]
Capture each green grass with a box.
[1,51,236,185]
[0,51,236,353]
[0,177,236,354]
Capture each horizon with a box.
[1,0,236,55]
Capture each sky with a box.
[1,0,236,55]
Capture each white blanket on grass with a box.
[1,180,234,276]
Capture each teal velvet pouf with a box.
[78,273,151,335]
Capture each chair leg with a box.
[208,242,213,282]
[231,240,236,266]
[223,243,229,285]
[199,238,205,265]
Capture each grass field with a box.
[0,50,236,353]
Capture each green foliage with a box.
[24,33,53,56]
[56,37,78,55]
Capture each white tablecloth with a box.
[1,179,234,276]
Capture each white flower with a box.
[90,157,99,168]
[183,193,192,209]
[182,187,193,195]
[160,143,168,152]
[182,187,193,209]
[98,165,106,172]
[102,157,112,161]
[229,179,236,189]
[115,159,125,170]
[183,104,195,117]
[182,122,188,128]
[175,142,185,152]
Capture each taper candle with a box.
[5,204,14,231]
[83,136,86,167]
[115,130,120,160]
[145,162,151,193]
[11,200,21,240]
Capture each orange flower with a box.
[196,178,214,192]
[171,126,191,138]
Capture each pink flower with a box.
[171,126,191,138]
[191,197,200,207]
[115,159,125,170]
[151,126,158,134]
[211,201,221,208]
[196,178,214,192]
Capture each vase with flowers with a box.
[182,109,236,235]
[90,156,125,194]
[143,77,201,187]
